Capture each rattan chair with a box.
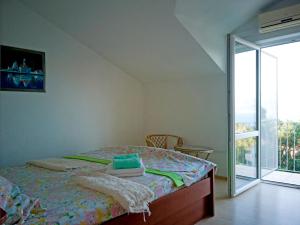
[145,134,183,149]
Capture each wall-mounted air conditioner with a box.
[259,4,300,33]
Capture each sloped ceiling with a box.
[175,0,277,72]
[20,0,278,82]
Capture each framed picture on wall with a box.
[0,45,45,92]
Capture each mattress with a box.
[0,146,215,225]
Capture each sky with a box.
[235,50,257,127]
[235,41,300,124]
[264,42,300,122]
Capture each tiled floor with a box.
[235,164,272,178]
[263,170,300,186]
[236,164,300,186]
[195,179,300,225]
[236,177,255,189]
[235,164,256,177]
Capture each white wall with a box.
[0,0,144,167]
[0,0,229,176]
[144,75,228,176]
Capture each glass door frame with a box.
[228,34,261,197]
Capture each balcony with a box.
[263,170,300,186]
[236,121,300,186]
[263,127,300,185]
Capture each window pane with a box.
[234,43,257,133]
[235,137,257,178]
[261,51,278,176]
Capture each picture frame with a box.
[0,45,45,92]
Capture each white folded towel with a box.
[27,158,103,171]
[106,160,145,177]
[74,173,154,214]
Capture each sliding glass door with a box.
[228,35,261,196]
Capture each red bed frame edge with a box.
[103,168,215,225]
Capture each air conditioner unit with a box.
[259,4,300,33]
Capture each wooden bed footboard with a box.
[104,168,215,225]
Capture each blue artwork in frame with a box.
[0,45,45,92]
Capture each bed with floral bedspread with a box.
[0,146,215,225]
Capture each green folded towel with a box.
[113,153,139,160]
[145,168,184,187]
[63,155,112,165]
[112,157,141,169]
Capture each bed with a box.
[0,146,215,225]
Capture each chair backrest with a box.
[145,134,183,149]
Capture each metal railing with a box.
[278,128,300,172]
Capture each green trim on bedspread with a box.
[63,155,184,187]
[145,168,184,187]
[63,155,112,165]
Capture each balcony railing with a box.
[236,121,300,175]
[277,120,300,172]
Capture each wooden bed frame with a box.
[104,168,215,225]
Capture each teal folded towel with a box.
[113,153,139,160]
[113,155,141,169]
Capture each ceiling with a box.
[20,0,279,83]
[175,0,277,72]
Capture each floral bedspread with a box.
[0,146,215,225]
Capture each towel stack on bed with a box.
[106,153,145,177]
